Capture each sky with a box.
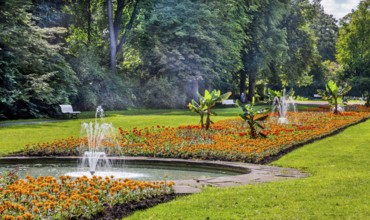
[320,0,361,20]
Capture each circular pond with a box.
[0,157,249,180]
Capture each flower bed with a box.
[23,111,370,163]
[0,174,174,219]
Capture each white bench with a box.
[221,99,235,105]
[313,94,322,98]
[59,104,81,118]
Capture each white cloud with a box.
[320,0,361,20]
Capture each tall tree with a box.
[131,0,247,100]
[278,0,319,87]
[107,0,139,73]
[0,0,78,118]
[336,0,370,95]
[65,0,105,53]
[310,0,338,61]
[240,0,289,101]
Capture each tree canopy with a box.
[336,0,370,95]
[0,0,368,118]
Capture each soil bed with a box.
[78,194,179,220]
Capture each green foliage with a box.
[188,90,231,130]
[131,0,246,99]
[337,0,370,77]
[187,95,206,129]
[317,80,352,114]
[268,88,294,101]
[291,0,339,97]
[336,0,370,95]
[137,76,186,109]
[278,0,319,87]
[0,0,78,119]
[240,0,290,100]
[69,49,133,110]
[236,98,269,138]
[0,169,19,186]
[310,0,338,61]
[64,0,107,54]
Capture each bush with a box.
[70,49,134,111]
[136,76,186,108]
[0,1,78,119]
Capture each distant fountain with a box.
[80,106,113,175]
[271,89,297,124]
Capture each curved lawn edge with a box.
[259,115,370,164]
[125,117,370,219]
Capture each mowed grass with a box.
[126,119,370,219]
[0,108,241,155]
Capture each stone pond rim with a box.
[0,156,307,194]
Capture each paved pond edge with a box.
[0,156,307,194]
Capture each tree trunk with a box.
[239,70,246,97]
[116,0,140,55]
[334,100,339,114]
[107,0,139,74]
[200,113,204,129]
[240,49,247,102]
[107,0,117,73]
[247,69,256,102]
[192,80,199,101]
[114,0,126,43]
[205,107,211,130]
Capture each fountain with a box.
[79,106,113,175]
[271,89,297,124]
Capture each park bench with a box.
[59,104,81,119]
[221,99,235,105]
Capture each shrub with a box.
[137,76,187,109]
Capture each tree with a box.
[336,0,370,96]
[310,0,338,61]
[65,0,139,74]
[240,0,289,101]
[0,0,78,118]
[65,0,100,51]
[278,0,319,88]
[130,0,246,101]
[107,0,139,73]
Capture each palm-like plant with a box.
[236,97,269,138]
[188,89,231,130]
[317,80,352,114]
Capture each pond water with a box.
[0,159,244,180]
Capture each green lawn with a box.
[0,108,241,155]
[1,107,369,219]
[0,105,340,155]
[127,119,370,219]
